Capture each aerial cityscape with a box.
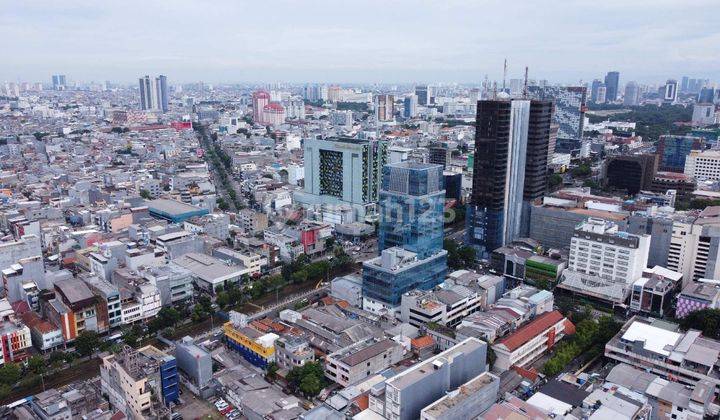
[1,1,720,419]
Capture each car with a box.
[220,406,234,415]
[226,410,240,419]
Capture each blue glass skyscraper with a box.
[378,162,445,259]
[362,162,448,313]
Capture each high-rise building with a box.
[623,81,640,106]
[139,75,157,110]
[692,103,717,125]
[662,79,679,104]
[604,71,620,102]
[605,154,658,194]
[698,87,716,103]
[529,86,586,140]
[294,137,388,223]
[428,146,451,169]
[156,75,168,112]
[596,85,607,103]
[681,76,690,93]
[684,150,720,181]
[261,102,286,126]
[466,99,552,259]
[138,75,169,112]
[252,90,271,123]
[568,218,650,287]
[364,162,448,313]
[375,94,395,122]
[378,162,445,258]
[415,85,429,106]
[403,94,418,118]
[327,86,341,102]
[590,79,603,103]
[51,74,66,91]
[657,135,705,172]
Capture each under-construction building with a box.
[100,345,179,419]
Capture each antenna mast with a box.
[502,59,508,93]
[523,66,529,98]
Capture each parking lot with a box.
[175,386,222,420]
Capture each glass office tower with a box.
[378,162,445,259]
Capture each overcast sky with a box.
[2,0,719,85]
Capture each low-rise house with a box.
[275,335,316,371]
[324,337,404,387]
[492,310,574,372]
[20,311,64,353]
[44,277,101,341]
[172,252,251,294]
[0,298,31,363]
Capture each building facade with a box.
[467,99,552,258]
[296,137,388,223]
[378,162,445,258]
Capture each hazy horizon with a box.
[3,0,719,85]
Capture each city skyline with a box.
[2,0,720,84]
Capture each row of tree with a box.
[542,315,622,376]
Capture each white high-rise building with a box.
[692,103,717,125]
[568,218,650,286]
[667,210,720,285]
[662,79,679,104]
[684,149,720,181]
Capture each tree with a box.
[75,331,101,357]
[216,291,230,308]
[139,189,152,200]
[549,173,563,188]
[0,383,10,400]
[122,327,139,348]
[157,307,181,328]
[27,356,45,375]
[49,351,66,367]
[266,362,279,380]
[287,361,325,396]
[680,308,720,340]
[300,374,322,397]
[0,363,21,385]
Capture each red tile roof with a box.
[20,311,59,334]
[10,300,30,315]
[496,310,570,352]
[411,335,435,349]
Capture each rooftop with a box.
[55,277,96,306]
[386,337,484,390]
[335,339,398,367]
[421,372,499,417]
[494,311,570,353]
[147,198,206,216]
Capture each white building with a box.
[692,103,717,125]
[400,286,482,328]
[492,310,572,371]
[685,149,720,181]
[568,218,650,286]
[667,208,720,284]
